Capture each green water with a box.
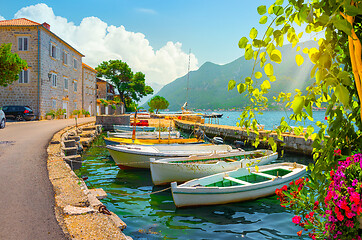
[76,134,311,240]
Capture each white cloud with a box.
[14,3,198,86]
[136,8,157,15]
[0,15,5,21]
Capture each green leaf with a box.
[337,71,352,86]
[295,54,304,66]
[264,63,274,76]
[237,83,246,94]
[250,27,258,39]
[238,37,248,49]
[292,95,305,114]
[268,4,275,14]
[270,49,282,63]
[335,84,350,107]
[245,47,254,60]
[273,6,284,16]
[275,0,284,5]
[255,71,262,79]
[332,18,352,36]
[344,4,362,16]
[261,80,271,90]
[259,16,268,24]
[257,5,267,15]
[228,79,236,91]
[276,16,285,25]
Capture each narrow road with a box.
[0,117,95,240]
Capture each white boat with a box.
[107,131,181,139]
[106,144,235,169]
[113,125,156,132]
[171,162,306,207]
[150,149,277,185]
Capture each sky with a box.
[0,0,276,87]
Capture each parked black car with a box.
[2,106,35,121]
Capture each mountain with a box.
[139,81,164,106]
[143,41,317,111]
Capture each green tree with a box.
[95,60,153,109]
[148,95,169,114]
[0,43,27,87]
[229,0,362,238]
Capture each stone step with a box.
[80,137,93,147]
[62,146,78,156]
[67,135,80,141]
[63,139,76,148]
[82,125,97,131]
[80,131,94,138]
[63,155,82,170]
[89,188,107,200]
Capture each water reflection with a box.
[76,134,311,240]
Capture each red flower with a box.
[334,149,341,156]
[281,185,288,191]
[325,116,328,120]
[297,230,303,236]
[292,215,302,224]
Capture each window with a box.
[18,37,29,51]
[74,80,78,92]
[51,73,57,87]
[73,58,78,69]
[50,43,60,59]
[64,77,68,90]
[52,99,57,109]
[19,69,29,83]
[63,51,69,65]
[74,102,77,110]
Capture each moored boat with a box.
[106,144,234,169]
[107,131,181,139]
[150,149,277,185]
[104,137,204,145]
[171,162,306,207]
[113,125,156,132]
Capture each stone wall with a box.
[96,115,130,131]
[82,64,96,116]
[175,120,313,156]
[39,28,83,118]
[0,26,39,114]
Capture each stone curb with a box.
[47,122,132,240]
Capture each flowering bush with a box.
[276,153,362,239]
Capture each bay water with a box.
[76,111,318,239]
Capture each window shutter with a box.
[18,38,23,51]
[24,38,28,51]
[24,70,28,83]
[49,43,52,56]
[57,47,61,60]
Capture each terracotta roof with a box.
[0,18,41,26]
[82,63,97,73]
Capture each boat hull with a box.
[151,150,277,185]
[171,163,306,207]
[107,144,233,169]
[113,125,155,132]
[104,137,204,145]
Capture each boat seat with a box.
[253,172,276,179]
[223,176,252,185]
[224,158,237,162]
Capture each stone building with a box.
[0,18,96,118]
[82,63,97,116]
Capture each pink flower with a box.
[292,215,301,224]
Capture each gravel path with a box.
[0,117,95,240]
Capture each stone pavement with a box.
[0,117,95,240]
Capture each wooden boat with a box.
[104,137,204,146]
[150,149,277,185]
[113,125,156,132]
[171,162,306,207]
[106,144,234,169]
[107,131,181,139]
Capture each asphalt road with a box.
[0,117,95,240]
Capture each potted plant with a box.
[78,109,86,118]
[56,108,66,119]
[72,109,80,118]
[85,110,90,117]
[45,110,55,120]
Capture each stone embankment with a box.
[47,122,132,239]
[175,119,313,156]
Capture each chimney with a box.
[42,22,50,30]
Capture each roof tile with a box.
[0,18,41,26]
